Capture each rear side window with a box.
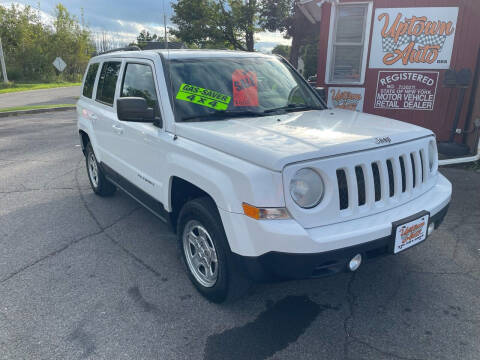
[82,63,99,98]
[96,61,121,106]
[121,63,158,109]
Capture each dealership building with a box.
[299,0,480,160]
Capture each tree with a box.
[259,0,319,67]
[171,0,317,64]
[300,41,318,78]
[0,3,94,82]
[272,44,290,58]
[171,0,259,51]
[136,30,159,49]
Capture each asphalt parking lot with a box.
[0,111,479,360]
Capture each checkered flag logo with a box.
[382,34,412,52]
[415,33,447,50]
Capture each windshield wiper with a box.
[263,104,323,114]
[182,110,265,122]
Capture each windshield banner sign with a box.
[369,7,459,69]
[374,71,439,111]
[176,83,231,110]
[327,87,365,112]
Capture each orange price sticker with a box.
[232,69,258,107]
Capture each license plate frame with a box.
[391,211,430,254]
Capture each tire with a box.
[177,197,251,303]
[85,142,116,197]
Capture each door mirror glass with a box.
[117,97,154,122]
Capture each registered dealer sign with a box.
[374,71,439,111]
[53,57,67,72]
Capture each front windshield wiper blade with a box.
[182,110,266,122]
[263,104,323,114]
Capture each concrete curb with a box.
[0,106,76,118]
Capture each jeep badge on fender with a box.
[375,136,392,144]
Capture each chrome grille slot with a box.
[386,159,395,197]
[371,162,382,201]
[410,153,416,188]
[419,149,425,182]
[399,156,407,193]
[355,166,366,206]
[337,169,349,210]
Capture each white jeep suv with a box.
[77,49,451,302]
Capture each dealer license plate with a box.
[393,213,430,254]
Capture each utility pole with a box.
[164,13,168,49]
[0,38,8,83]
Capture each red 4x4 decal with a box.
[232,69,258,107]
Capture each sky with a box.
[0,0,291,53]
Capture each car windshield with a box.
[167,56,325,122]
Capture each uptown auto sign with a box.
[327,87,365,112]
[369,7,459,69]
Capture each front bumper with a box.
[233,204,449,281]
[219,173,452,279]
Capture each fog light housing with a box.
[348,254,362,272]
[428,223,435,236]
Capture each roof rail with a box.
[95,46,141,56]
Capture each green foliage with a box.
[258,0,293,35]
[136,30,159,49]
[171,0,260,51]
[259,1,318,67]
[0,104,74,113]
[272,44,290,58]
[0,81,80,94]
[0,3,94,82]
[170,0,316,68]
[301,42,318,79]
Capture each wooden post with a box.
[0,38,8,83]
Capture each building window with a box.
[327,3,372,84]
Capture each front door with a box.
[109,60,168,201]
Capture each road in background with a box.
[0,86,80,109]
[0,111,479,360]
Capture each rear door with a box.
[77,62,101,151]
[93,60,123,170]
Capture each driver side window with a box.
[121,63,160,115]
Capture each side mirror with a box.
[117,97,154,122]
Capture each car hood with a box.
[174,109,433,171]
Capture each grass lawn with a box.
[0,104,75,113]
[0,82,81,94]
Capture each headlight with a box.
[289,168,324,208]
[428,140,437,172]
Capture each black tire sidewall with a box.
[177,198,231,303]
[85,142,116,196]
[85,143,101,192]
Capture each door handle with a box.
[112,124,124,135]
[90,113,98,125]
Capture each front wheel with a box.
[177,197,251,303]
[85,143,116,197]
